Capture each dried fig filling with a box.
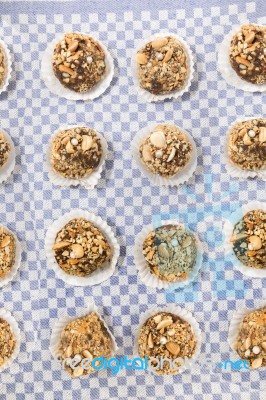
[229,24,266,85]
[231,209,266,269]
[52,32,106,93]
[235,307,266,369]
[143,224,197,283]
[53,218,112,277]
[139,124,192,178]
[136,36,189,94]
[138,312,196,375]
[228,118,266,171]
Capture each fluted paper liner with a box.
[228,300,266,365]
[224,116,266,181]
[131,31,195,102]
[0,129,16,185]
[224,201,266,278]
[131,123,197,187]
[46,125,108,189]
[134,220,203,289]
[0,309,21,372]
[45,209,120,286]
[49,301,118,376]
[41,32,114,101]
[0,38,12,95]
[133,304,201,375]
[0,225,22,288]
[217,24,266,93]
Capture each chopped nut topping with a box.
[50,126,102,179]
[143,224,197,283]
[0,226,16,278]
[228,118,266,171]
[231,209,266,269]
[57,313,113,377]
[0,131,11,170]
[0,46,7,88]
[136,36,189,94]
[139,124,192,178]
[229,24,266,85]
[138,312,196,375]
[235,307,266,369]
[53,218,112,277]
[0,318,16,367]
[52,32,106,93]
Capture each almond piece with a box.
[245,31,255,44]
[81,135,93,151]
[53,241,71,250]
[235,56,252,68]
[148,332,154,348]
[166,342,180,356]
[0,236,11,248]
[66,141,74,154]
[243,133,252,145]
[64,345,73,358]
[151,37,168,49]
[259,127,266,143]
[251,357,262,369]
[153,314,162,324]
[83,350,93,359]
[68,258,79,265]
[58,64,75,76]
[135,53,148,64]
[68,40,79,53]
[166,147,176,162]
[150,131,166,148]
[182,236,192,248]
[142,144,153,162]
[71,243,84,258]
[244,336,251,350]
[72,366,84,378]
[157,319,173,330]
[163,48,173,63]
[249,235,262,251]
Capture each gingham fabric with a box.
[0,0,265,399]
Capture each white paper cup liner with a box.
[41,32,114,101]
[0,225,22,288]
[131,31,195,102]
[224,201,266,278]
[45,209,120,286]
[49,301,118,376]
[0,129,16,185]
[224,116,266,181]
[217,24,266,93]
[133,304,201,375]
[228,300,266,363]
[134,220,203,289]
[0,39,12,95]
[0,308,21,372]
[131,123,197,187]
[46,125,108,189]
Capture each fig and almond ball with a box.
[229,24,266,85]
[0,318,16,368]
[0,131,11,170]
[0,226,16,279]
[139,124,193,178]
[235,307,266,369]
[56,312,114,378]
[231,209,266,269]
[52,32,106,93]
[0,45,7,89]
[135,36,189,95]
[143,224,198,283]
[138,311,197,375]
[53,218,112,277]
[50,126,102,179]
[227,118,266,171]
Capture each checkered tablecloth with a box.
[0,0,265,399]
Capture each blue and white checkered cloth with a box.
[0,0,265,399]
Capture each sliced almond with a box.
[151,37,168,49]
[243,133,252,145]
[53,241,71,250]
[58,64,75,76]
[163,48,173,63]
[261,342,266,351]
[244,336,251,350]
[167,329,175,336]
[0,236,11,248]
[142,144,153,161]
[61,136,70,145]
[150,131,166,148]
[83,349,93,359]
[157,319,173,330]
[72,366,84,378]
[239,128,247,137]
[68,40,79,53]
[148,332,154,348]
[245,31,255,44]
[158,243,169,259]
[166,342,180,356]
[259,127,266,143]
[249,235,262,251]
[64,345,73,358]
[66,141,74,154]
[135,53,148,64]
[153,314,162,324]
[68,258,79,265]
[81,135,93,151]
[71,243,84,258]
[235,56,252,68]
[251,357,262,369]
[182,236,192,248]
[166,147,176,162]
